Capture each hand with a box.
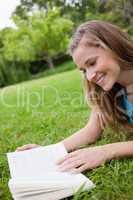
[16,144,41,152]
[56,146,109,174]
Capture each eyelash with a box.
[89,60,96,66]
[80,60,96,74]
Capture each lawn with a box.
[0,69,133,200]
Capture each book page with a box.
[7,142,95,197]
[13,188,74,200]
[7,142,68,179]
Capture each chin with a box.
[103,87,110,92]
[102,81,115,92]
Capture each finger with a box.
[58,159,83,172]
[26,144,40,148]
[58,158,82,168]
[70,164,88,174]
[57,156,76,166]
[56,151,78,165]
[16,144,40,152]
[16,146,29,152]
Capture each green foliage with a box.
[2,27,36,62]
[3,9,73,65]
[29,9,73,59]
[0,58,75,87]
[0,55,31,87]
[86,11,124,28]
[32,60,76,79]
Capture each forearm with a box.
[62,127,100,152]
[104,141,133,160]
[61,109,103,152]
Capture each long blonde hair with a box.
[69,20,133,132]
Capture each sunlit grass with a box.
[0,69,133,200]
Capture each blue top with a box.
[121,92,133,124]
[115,83,133,124]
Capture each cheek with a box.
[97,64,108,73]
[97,58,109,72]
[105,65,120,88]
[102,58,120,74]
[109,63,120,77]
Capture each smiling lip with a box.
[96,74,105,85]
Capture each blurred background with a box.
[0,0,133,87]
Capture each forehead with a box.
[72,42,99,68]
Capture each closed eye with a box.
[85,56,98,67]
[89,60,96,66]
[79,58,96,73]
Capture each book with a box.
[7,142,95,200]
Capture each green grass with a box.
[0,69,133,200]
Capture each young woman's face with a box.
[72,37,121,91]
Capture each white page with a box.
[10,188,67,196]
[7,142,95,198]
[9,172,94,192]
[13,188,74,200]
[7,142,68,179]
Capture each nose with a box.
[86,69,97,82]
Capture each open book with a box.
[7,142,95,200]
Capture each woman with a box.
[16,20,133,174]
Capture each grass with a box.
[0,69,133,200]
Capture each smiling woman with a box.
[16,20,133,176]
[73,42,120,92]
[69,20,133,132]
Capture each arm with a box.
[56,141,133,173]
[62,109,103,152]
[56,110,133,172]
[104,141,133,160]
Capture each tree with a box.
[13,0,67,19]
[3,9,73,69]
[13,0,98,25]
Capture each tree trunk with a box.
[47,57,54,69]
[98,0,108,13]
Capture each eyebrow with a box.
[79,56,98,71]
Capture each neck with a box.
[117,69,133,87]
